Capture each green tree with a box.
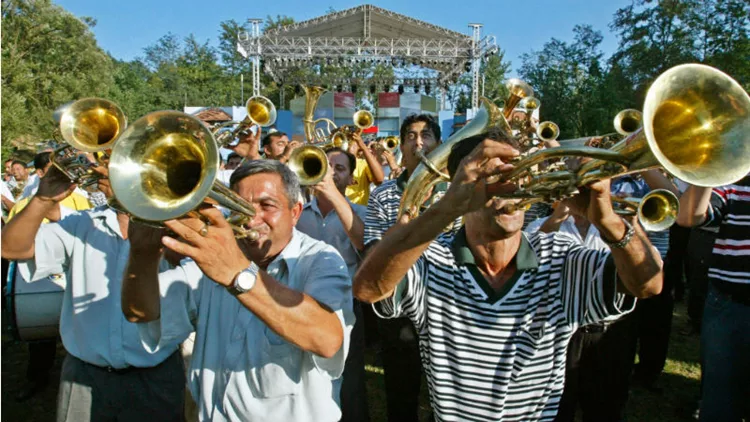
[481,51,512,104]
[689,0,750,87]
[263,15,295,33]
[519,25,613,138]
[1,0,114,159]
[609,0,699,97]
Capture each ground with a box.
[2,302,701,421]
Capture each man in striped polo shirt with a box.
[678,173,750,422]
[364,113,442,422]
[355,130,663,422]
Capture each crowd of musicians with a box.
[1,93,749,422]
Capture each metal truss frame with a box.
[236,5,497,111]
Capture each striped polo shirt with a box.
[702,175,750,290]
[365,170,458,246]
[374,228,635,421]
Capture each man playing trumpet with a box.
[354,130,663,421]
[121,160,355,421]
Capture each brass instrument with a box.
[108,111,259,240]
[376,136,400,153]
[287,145,329,186]
[213,96,277,146]
[494,64,750,208]
[611,189,679,232]
[302,85,337,144]
[613,109,642,136]
[400,64,750,222]
[289,109,375,185]
[503,79,534,118]
[536,121,560,143]
[51,98,127,188]
[399,97,509,218]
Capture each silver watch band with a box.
[602,217,635,249]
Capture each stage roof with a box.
[265,4,470,42]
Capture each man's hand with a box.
[280,141,302,163]
[311,161,339,199]
[228,125,261,160]
[441,140,519,217]
[351,132,366,148]
[161,207,251,287]
[563,179,615,225]
[36,165,76,203]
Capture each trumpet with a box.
[213,96,277,146]
[612,189,679,232]
[108,111,259,240]
[287,145,329,186]
[536,121,560,143]
[400,64,750,222]
[51,98,127,188]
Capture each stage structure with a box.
[236,4,498,110]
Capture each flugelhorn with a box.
[51,98,127,188]
[108,111,259,240]
[612,189,679,232]
[213,95,277,146]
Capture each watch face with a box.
[237,271,255,290]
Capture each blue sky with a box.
[55,0,632,76]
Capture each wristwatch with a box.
[602,217,635,249]
[226,262,260,296]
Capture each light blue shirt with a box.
[296,197,367,279]
[24,207,180,368]
[140,229,355,422]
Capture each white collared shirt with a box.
[21,206,180,368]
[139,229,355,422]
[296,197,367,279]
[525,216,610,251]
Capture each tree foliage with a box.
[2,0,748,162]
[2,0,114,159]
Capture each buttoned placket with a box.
[110,222,130,368]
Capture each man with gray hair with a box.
[121,160,355,421]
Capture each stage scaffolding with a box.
[236,4,497,110]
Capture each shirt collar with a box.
[268,228,305,275]
[450,226,539,270]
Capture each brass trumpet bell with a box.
[613,109,643,136]
[353,110,374,129]
[108,111,258,239]
[613,189,679,232]
[58,98,127,152]
[642,64,750,187]
[288,145,329,186]
[246,95,277,127]
[503,79,534,118]
[536,121,560,142]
